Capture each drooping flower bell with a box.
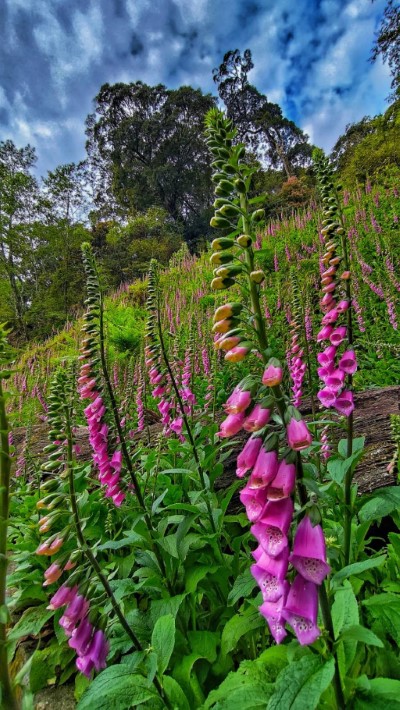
[267,459,296,500]
[236,436,263,478]
[281,574,320,646]
[224,381,253,414]
[218,412,245,438]
[259,581,289,644]
[243,401,272,432]
[289,515,330,585]
[286,413,312,451]
[251,497,294,558]
[262,358,283,387]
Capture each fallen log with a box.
[11,387,399,495]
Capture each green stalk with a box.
[0,379,18,710]
[336,191,354,566]
[319,582,346,710]
[239,192,346,710]
[64,406,169,706]
[156,312,218,537]
[97,279,172,589]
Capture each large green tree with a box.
[85,82,216,244]
[0,140,41,337]
[371,0,400,98]
[213,49,312,177]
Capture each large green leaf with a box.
[204,658,275,709]
[331,555,386,583]
[9,605,53,640]
[338,625,383,648]
[363,593,400,645]
[227,570,258,606]
[185,565,219,594]
[77,668,158,710]
[163,676,191,710]
[331,581,359,676]
[353,678,400,709]
[221,608,264,658]
[188,630,219,663]
[151,614,175,675]
[358,487,400,523]
[267,656,335,710]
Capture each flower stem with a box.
[0,379,18,710]
[98,289,172,588]
[319,582,346,710]
[64,408,168,705]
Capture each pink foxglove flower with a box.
[240,485,268,522]
[333,390,354,416]
[286,418,312,451]
[339,349,357,375]
[76,630,109,677]
[249,448,278,488]
[317,389,337,407]
[68,617,94,654]
[262,360,283,387]
[267,459,296,500]
[282,575,320,646]
[251,498,294,558]
[218,412,245,437]
[224,384,252,414]
[289,516,330,585]
[259,581,289,644]
[243,403,272,432]
[43,562,62,586]
[47,585,78,610]
[329,326,347,346]
[225,346,250,362]
[316,325,333,342]
[236,436,263,478]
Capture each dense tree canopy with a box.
[86,82,216,244]
[213,49,313,177]
[371,0,400,97]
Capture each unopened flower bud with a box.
[237,234,252,248]
[250,270,265,284]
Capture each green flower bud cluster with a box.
[145,259,163,374]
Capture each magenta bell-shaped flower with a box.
[330,326,347,346]
[251,498,293,557]
[243,404,271,432]
[321,308,338,325]
[76,629,109,677]
[252,546,289,579]
[250,564,286,602]
[259,581,289,644]
[289,516,330,585]
[47,584,78,610]
[224,385,252,414]
[317,345,337,367]
[248,448,278,488]
[316,325,333,342]
[282,574,320,646]
[333,389,354,416]
[324,368,345,392]
[240,485,268,521]
[317,388,337,407]
[267,459,296,500]
[68,617,94,655]
[262,361,283,387]
[339,349,357,375]
[218,412,245,437]
[286,418,312,451]
[236,436,263,478]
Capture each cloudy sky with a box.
[0,0,391,175]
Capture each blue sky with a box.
[0,0,391,175]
